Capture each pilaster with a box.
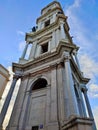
[57,63,65,123]
[21,43,29,59]
[29,41,37,60]
[79,84,87,117]
[50,65,58,122]
[60,22,68,42]
[51,30,56,50]
[35,44,41,58]
[55,29,60,47]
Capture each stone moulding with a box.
[62,116,93,130]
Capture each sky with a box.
[0,0,98,129]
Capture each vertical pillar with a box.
[74,84,83,116]
[73,50,81,70]
[83,88,97,130]
[51,14,56,23]
[38,22,41,30]
[0,75,19,128]
[21,43,29,59]
[29,41,37,60]
[63,51,79,118]
[35,44,41,57]
[57,64,65,122]
[62,66,70,119]
[79,85,87,117]
[50,65,58,122]
[45,85,51,124]
[41,22,44,29]
[83,88,93,118]
[51,31,56,50]
[60,22,68,42]
[48,41,51,52]
[55,29,60,47]
[19,92,31,130]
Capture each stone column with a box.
[55,29,60,47]
[51,14,56,23]
[57,64,65,123]
[29,41,37,60]
[38,22,41,30]
[35,44,41,57]
[48,41,51,52]
[79,85,87,117]
[41,22,44,29]
[51,31,56,50]
[45,85,51,124]
[50,66,58,122]
[83,88,93,118]
[60,22,68,42]
[83,88,97,130]
[19,91,31,130]
[63,51,79,118]
[0,75,19,128]
[62,66,70,119]
[74,83,83,116]
[21,43,29,59]
[73,50,81,70]
[49,65,59,130]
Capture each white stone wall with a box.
[0,65,10,98]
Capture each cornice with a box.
[12,40,77,71]
[21,61,62,79]
[37,7,64,23]
[25,16,67,42]
[12,40,89,83]
[41,1,62,14]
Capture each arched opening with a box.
[32,78,47,91]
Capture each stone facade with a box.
[0,1,97,130]
[0,64,10,99]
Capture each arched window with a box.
[32,78,47,91]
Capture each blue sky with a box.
[0,0,98,128]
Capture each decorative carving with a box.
[62,51,71,62]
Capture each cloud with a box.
[17,30,25,36]
[79,54,98,99]
[65,0,98,58]
[89,84,98,98]
[19,41,26,52]
[79,54,98,79]
[65,0,81,13]
[65,0,93,53]
[89,84,98,92]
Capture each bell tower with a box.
[0,1,97,130]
